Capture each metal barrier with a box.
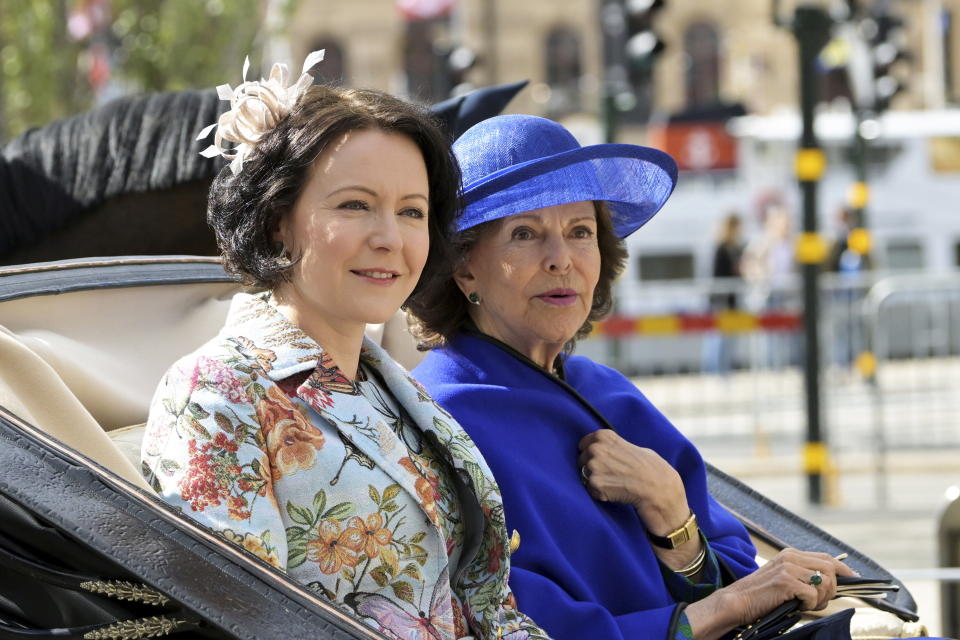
[580,271,960,466]
[939,486,960,638]
[862,273,960,506]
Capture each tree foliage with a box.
[0,0,290,142]
[0,1,87,141]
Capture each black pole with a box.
[603,92,619,143]
[599,0,624,369]
[792,6,832,506]
[600,0,626,143]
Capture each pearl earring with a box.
[275,244,293,267]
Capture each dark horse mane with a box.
[0,89,226,265]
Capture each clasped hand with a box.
[577,429,689,535]
[577,429,858,640]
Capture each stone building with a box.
[285,1,960,301]
[288,0,960,123]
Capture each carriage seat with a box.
[0,276,425,490]
[0,280,239,490]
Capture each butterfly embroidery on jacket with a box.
[309,351,358,395]
[330,432,376,486]
[346,576,455,640]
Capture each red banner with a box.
[396,0,456,21]
[648,121,738,172]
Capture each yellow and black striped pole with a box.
[791,7,833,506]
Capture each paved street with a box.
[694,442,958,635]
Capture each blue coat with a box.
[414,333,758,640]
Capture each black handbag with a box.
[736,606,856,640]
[734,575,899,640]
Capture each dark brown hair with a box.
[207,85,460,294]
[407,201,627,352]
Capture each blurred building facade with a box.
[288,0,960,124]
[287,0,960,281]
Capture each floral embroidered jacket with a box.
[142,293,550,640]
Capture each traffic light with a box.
[445,44,476,94]
[863,11,911,112]
[623,0,666,73]
[598,0,666,133]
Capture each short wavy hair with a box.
[407,202,627,352]
[207,85,460,294]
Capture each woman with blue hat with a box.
[408,115,855,640]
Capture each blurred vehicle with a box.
[629,109,960,286]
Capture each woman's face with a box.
[456,201,602,366]
[273,128,430,331]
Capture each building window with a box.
[308,37,346,86]
[636,253,695,281]
[545,26,582,115]
[683,22,720,110]
[885,239,924,270]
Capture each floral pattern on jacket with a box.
[142,292,549,640]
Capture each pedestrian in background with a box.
[826,206,871,369]
[703,212,744,374]
[742,204,798,368]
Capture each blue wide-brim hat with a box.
[452,114,678,238]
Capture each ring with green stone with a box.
[809,570,823,586]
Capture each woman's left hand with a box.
[577,429,690,535]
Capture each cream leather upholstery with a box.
[0,281,240,490]
[1,283,238,428]
[0,326,151,490]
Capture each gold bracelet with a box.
[676,544,707,578]
[647,512,699,549]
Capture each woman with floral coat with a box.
[141,53,549,640]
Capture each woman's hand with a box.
[684,549,857,640]
[577,429,689,535]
